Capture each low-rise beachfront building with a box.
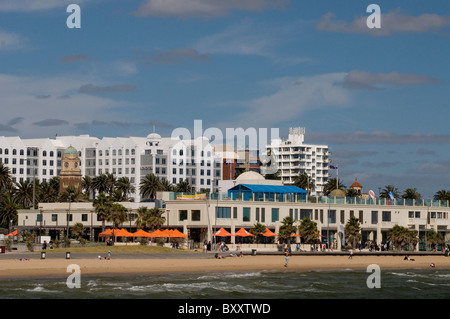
[16,173,450,250]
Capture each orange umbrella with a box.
[290,233,302,237]
[114,228,134,237]
[263,228,277,237]
[148,229,168,238]
[133,229,152,237]
[314,232,326,238]
[98,229,114,237]
[5,229,18,236]
[234,228,255,237]
[213,228,233,237]
[168,229,188,238]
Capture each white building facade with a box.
[0,133,222,201]
[265,127,332,196]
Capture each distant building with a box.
[265,127,332,196]
[59,146,82,193]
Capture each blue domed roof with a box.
[64,146,78,155]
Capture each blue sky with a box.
[1,0,450,198]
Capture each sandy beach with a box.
[1,254,449,279]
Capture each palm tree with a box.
[59,186,86,202]
[293,172,315,195]
[48,176,60,195]
[323,178,346,196]
[387,225,418,251]
[434,189,450,201]
[426,229,442,252]
[93,192,112,231]
[140,174,162,200]
[175,180,193,193]
[298,217,319,244]
[107,203,128,242]
[106,173,117,195]
[346,188,360,198]
[249,222,267,243]
[0,163,13,191]
[82,176,93,199]
[0,192,18,231]
[278,216,297,244]
[402,188,421,200]
[92,174,109,195]
[159,179,174,192]
[344,216,361,249]
[116,176,135,201]
[38,181,59,203]
[380,185,399,199]
[135,206,150,230]
[14,180,34,208]
[146,207,166,230]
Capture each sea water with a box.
[0,269,449,299]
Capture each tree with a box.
[93,192,112,231]
[249,222,267,243]
[82,176,93,199]
[434,189,450,201]
[159,180,174,192]
[380,185,400,199]
[14,180,34,208]
[135,206,150,230]
[0,192,18,231]
[346,188,360,198]
[402,188,421,200]
[71,222,85,240]
[298,217,319,244]
[175,180,193,193]
[59,186,86,202]
[107,203,128,242]
[323,178,346,196]
[106,173,117,195]
[146,207,166,230]
[116,176,135,201]
[387,225,418,251]
[344,216,361,249]
[426,229,442,252]
[0,163,13,191]
[293,172,315,195]
[38,181,59,203]
[278,216,297,244]
[92,174,109,195]
[140,174,162,200]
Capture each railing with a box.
[167,192,450,208]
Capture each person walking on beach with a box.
[284,251,290,267]
[348,249,353,259]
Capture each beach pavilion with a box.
[227,184,307,202]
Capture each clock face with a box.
[64,162,69,168]
[74,162,78,168]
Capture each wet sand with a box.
[1,255,448,279]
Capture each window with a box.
[67,214,73,222]
[261,208,265,223]
[271,208,279,222]
[359,210,363,224]
[216,207,231,219]
[82,214,88,222]
[382,211,391,222]
[243,207,250,222]
[328,210,336,223]
[300,209,312,220]
[52,214,58,222]
[192,210,201,221]
[256,208,260,222]
[233,207,238,219]
[179,210,188,221]
[371,211,378,224]
[415,211,421,218]
[409,211,414,218]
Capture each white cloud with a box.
[0,73,132,137]
[216,73,352,128]
[0,29,26,50]
[134,0,286,18]
[0,0,91,12]
[317,9,450,36]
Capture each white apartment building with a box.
[265,127,332,196]
[0,133,222,201]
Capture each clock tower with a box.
[59,145,82,193]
